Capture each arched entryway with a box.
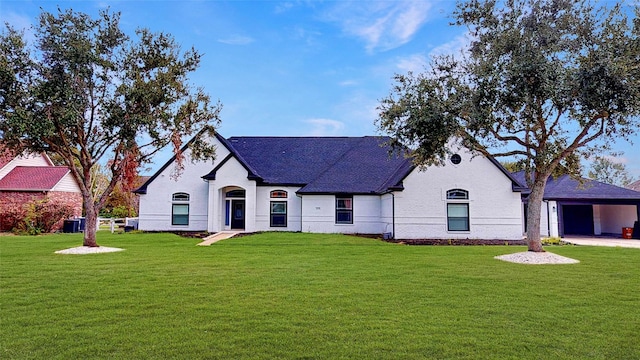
[223,187,246,230]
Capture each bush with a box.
[1,200,26,231]
[111,205,136,218]
[541,237,562,245]
[11,198,75,235]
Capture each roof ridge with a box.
[228,136,364,139]
[299,137,369,192]
[13,165,69,169]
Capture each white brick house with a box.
[135,133,526,240]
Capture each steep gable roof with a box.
[216,136,412,194]
[296,136,410,194]
[134,131,226,194]
[0,166,70,191]
[512,171,640,201]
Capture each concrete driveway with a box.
[562,236,640,249]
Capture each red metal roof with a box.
[0,166,70,191]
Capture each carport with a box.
[516,172,640,239]
[558,200,639,237]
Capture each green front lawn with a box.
[1,232,639,359]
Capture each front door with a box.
[231,200,245,229]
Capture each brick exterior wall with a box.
[0,191,82,232]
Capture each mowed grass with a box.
[1,232,639,359]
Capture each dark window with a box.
[446,189,469,200]
[226,190,245,198]
[270,190,288,198]
[172,204,189,225]
[450,154,462,165]
[172,192,190,201]
[447,203,469,231]
[336,196,353,224]
[270,201,287,227]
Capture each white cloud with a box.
[428,33,471,59]
[304,118,346,136]
[217,35,255,45]
[324,1,434,53]
[396,54,428,73]
[596,154,628,164]
[275,2,297,14]
[2,12,35,43]
[339,80,358,86]
[333,92,380,134]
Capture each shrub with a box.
[111,205,136,218]
[1,200,26,231]
[541,237,562,245]
[12,198,75,235]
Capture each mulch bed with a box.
[383,238,528,246]
[161,231,528,246]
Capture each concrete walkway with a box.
[562,236,640,249]
[197,231,241,246]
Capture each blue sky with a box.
[1,0,639,179]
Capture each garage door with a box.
[562,204,594,236]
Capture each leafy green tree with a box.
[588,155,633,187]
[377,0,640,252]
[1,8,221,246]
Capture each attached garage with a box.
[558,202,639,237]
[561,204,594,236]
[515,172,640,239]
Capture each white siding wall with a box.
[52,173,82,193]
[301,194,384,234]
[380,193,394,235]
[0,152,51,179]
[596,204,638,235]
[255,186,302,232]
[138,142,226,231]
[393,148,523,240]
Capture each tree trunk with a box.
[525,175,548,252]
[83,205,99,247]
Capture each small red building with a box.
[0,146,82,232]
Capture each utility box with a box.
[63,219,80,233]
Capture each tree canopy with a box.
[0,8,221,246]
[377,0,640,251]
[588,156,634,187]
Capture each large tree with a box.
[1,8,221,246]
[377,0,640,252]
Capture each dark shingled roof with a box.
[512,171,640,201]
[222,136,412,194]
[137,133,524,195]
